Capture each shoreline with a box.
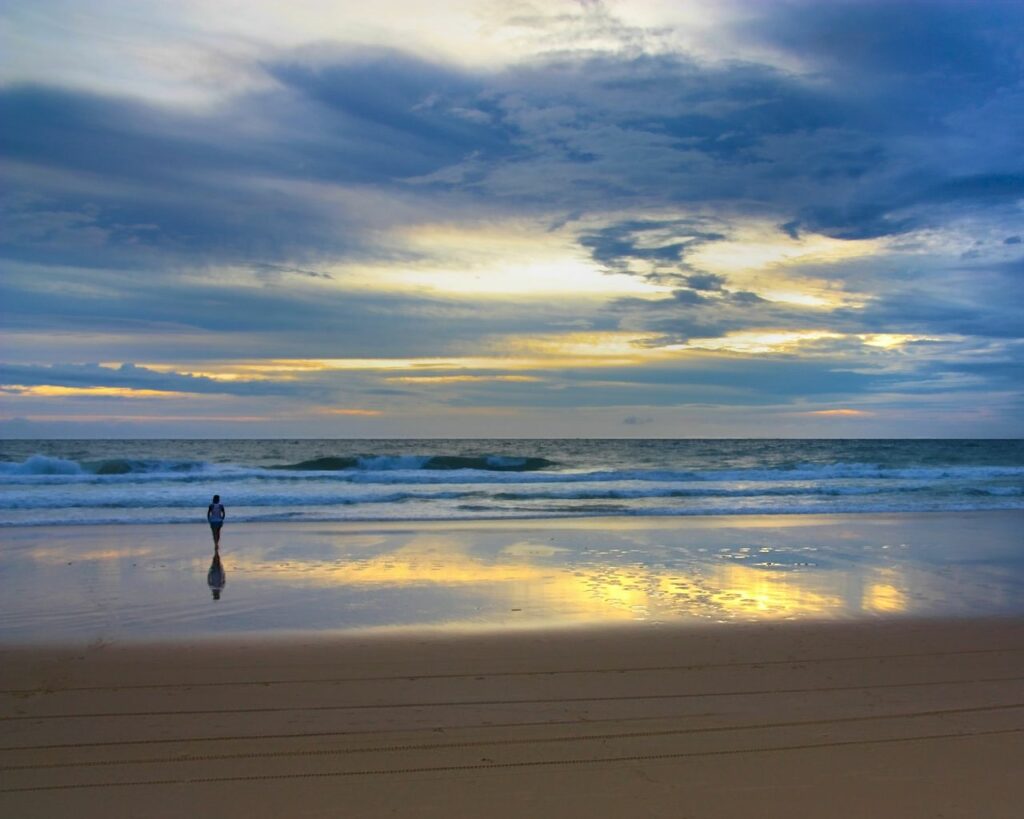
[3,505,1022,532]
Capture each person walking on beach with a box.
[207,494,226,547]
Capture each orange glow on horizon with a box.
[388,374,542,384]
[316,408,383,416]
[804,409,873,417]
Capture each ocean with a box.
[1,439,1022,528]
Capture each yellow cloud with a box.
[6,413,268,422]
[501,331,662,361]
[686,222,878,308]
[327,221,672,300]
[389,374,542,384]
[858,333,938,348]
[141,333,665,381]
[668,330,843,354]
[689,225,880,276]
[0,384,194,399]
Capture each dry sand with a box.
[2,618,1023,818]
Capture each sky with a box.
[1,0,1023,438]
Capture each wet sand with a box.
[2,511,1023,641]
[3,617,1023,817]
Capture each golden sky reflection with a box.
[211,532,889,624]
[29,546,156,563]
[861,568,909,614]
[20,515,919,632]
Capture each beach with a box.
[7,0,1024,805]
[2,617,1023,817]
[2,511,1024,815]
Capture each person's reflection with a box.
[208,544,227,601]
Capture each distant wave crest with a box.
[271,454,556,472]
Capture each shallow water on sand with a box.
[1,511,1022,643]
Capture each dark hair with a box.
[212,495,220,502]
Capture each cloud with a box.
[431,355,893,409]
[0,362,303,397]
[251,263,334,281]
[1,1,1023,434]
[266,50,517,178]
[747,0,1022,88]
[838,255,1024,340]
[0,251,611,361]
[4,3,1023,269]
[683,273,726,292]
[578,218,725,284]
